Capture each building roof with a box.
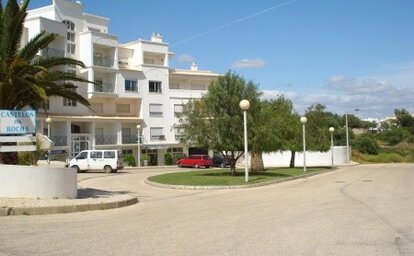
[169,69,221,77]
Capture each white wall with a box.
[254,146,349,167]
[0,165,77,199]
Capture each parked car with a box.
[177,154,213,168]
[67,150,123,173]
[212,155,229,168]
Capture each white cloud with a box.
[177,54,196,63]
[326,75,391,94]
[261,90,298,101]
[303,72,414,118]
[230,58,266,69]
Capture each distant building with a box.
[25,0,220,165]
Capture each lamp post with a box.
[136,124,141,167]
[329,127,335,169]
[240,99,250,183]
[46,117,52,165]
[345,113,349,164]
[300,116,307,172]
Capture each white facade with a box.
[26,0,220,165]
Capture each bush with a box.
[18,152,34,165]
[379,127,409,145]
[352,135,379,155]
[173,153,184,163]
[123,154,136,167]
[164,153,173,165]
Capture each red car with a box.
[177,155,213,168]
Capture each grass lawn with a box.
[148,167,328,186]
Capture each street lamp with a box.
[240,99,250,183]
[46,117,52,165]
[345,113,349,164]
[300,116,307,172]
[329,127,335,169]
[136,124,141,167]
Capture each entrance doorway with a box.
[71,135,90,157]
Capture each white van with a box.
[68,150,123,173]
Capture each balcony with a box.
[150,135,166,141]
[50,136,67,146]
[169,89,207,99]
[41,47,65,58]
[93,83,115,93]
[122,135,139,144]
[93,56,115,68]
[95,135,117,145]
[175,135,184,141]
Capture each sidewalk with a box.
[0,188,138,216]
[0,161,138,216]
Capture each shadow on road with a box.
[77,188,130,199]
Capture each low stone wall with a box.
[0,165,77,199]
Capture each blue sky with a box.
[29,0,414,119]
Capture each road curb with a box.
[145,169,339,190]
[0,196,138,216]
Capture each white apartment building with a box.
[25,0,220,165]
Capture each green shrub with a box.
[164,153,173,165]
[18,152,34,165]
[379,127,409,145]
[141,154,150,166]
[173,153,184,163]
[123,154,136,167]
[352,135,379,155]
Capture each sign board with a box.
[0,110,36,134]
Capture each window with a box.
[67,32,75,42]
[167,147,183,154]
[67,44,75,54]
[90,151,102,159]
[63,20,75,31]
[174,127,184,141]
[149,104,163,117]
[63,90,77,107]
[104,151,115,159]
[125,79,138,92]
[116,104,130,113]
[122,149,133,155]
[174,104,183,117]
[150,127,164,140]
[149,81,162,93]
[76,151,87,160]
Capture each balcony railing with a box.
[93,56,114,68]
[122,135,139,144]
[93,83,115,93]
[95,135,117,145]
[150,135,166,141]
[50,136,67,146]
[41,47,65,57]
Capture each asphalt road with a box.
[0,164,413,256]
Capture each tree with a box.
[249,97,298,171]
[179,71,261,175]
[0,0,91,110]
[395,108,414,134]
[0,0,93,164]
[304,104,337,151]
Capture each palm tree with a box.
[0,0,93,163]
